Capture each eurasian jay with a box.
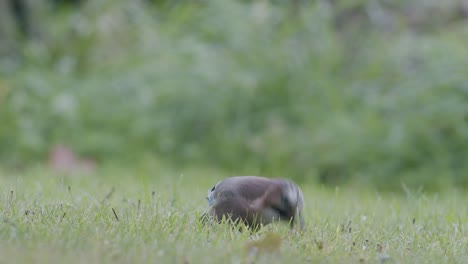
[204,176,304,230]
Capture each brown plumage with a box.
[204,176,304,230]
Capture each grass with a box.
[0,165,467,264]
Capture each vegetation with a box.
[1,2,466,262]
[0,166,467,263]
[1,0,467,190]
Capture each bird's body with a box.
[205,176,304,230]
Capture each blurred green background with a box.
[1,0,467,190]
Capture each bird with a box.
[203,176,304,230]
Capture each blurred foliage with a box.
[1,0,468,190]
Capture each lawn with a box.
[0,165,466,264]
